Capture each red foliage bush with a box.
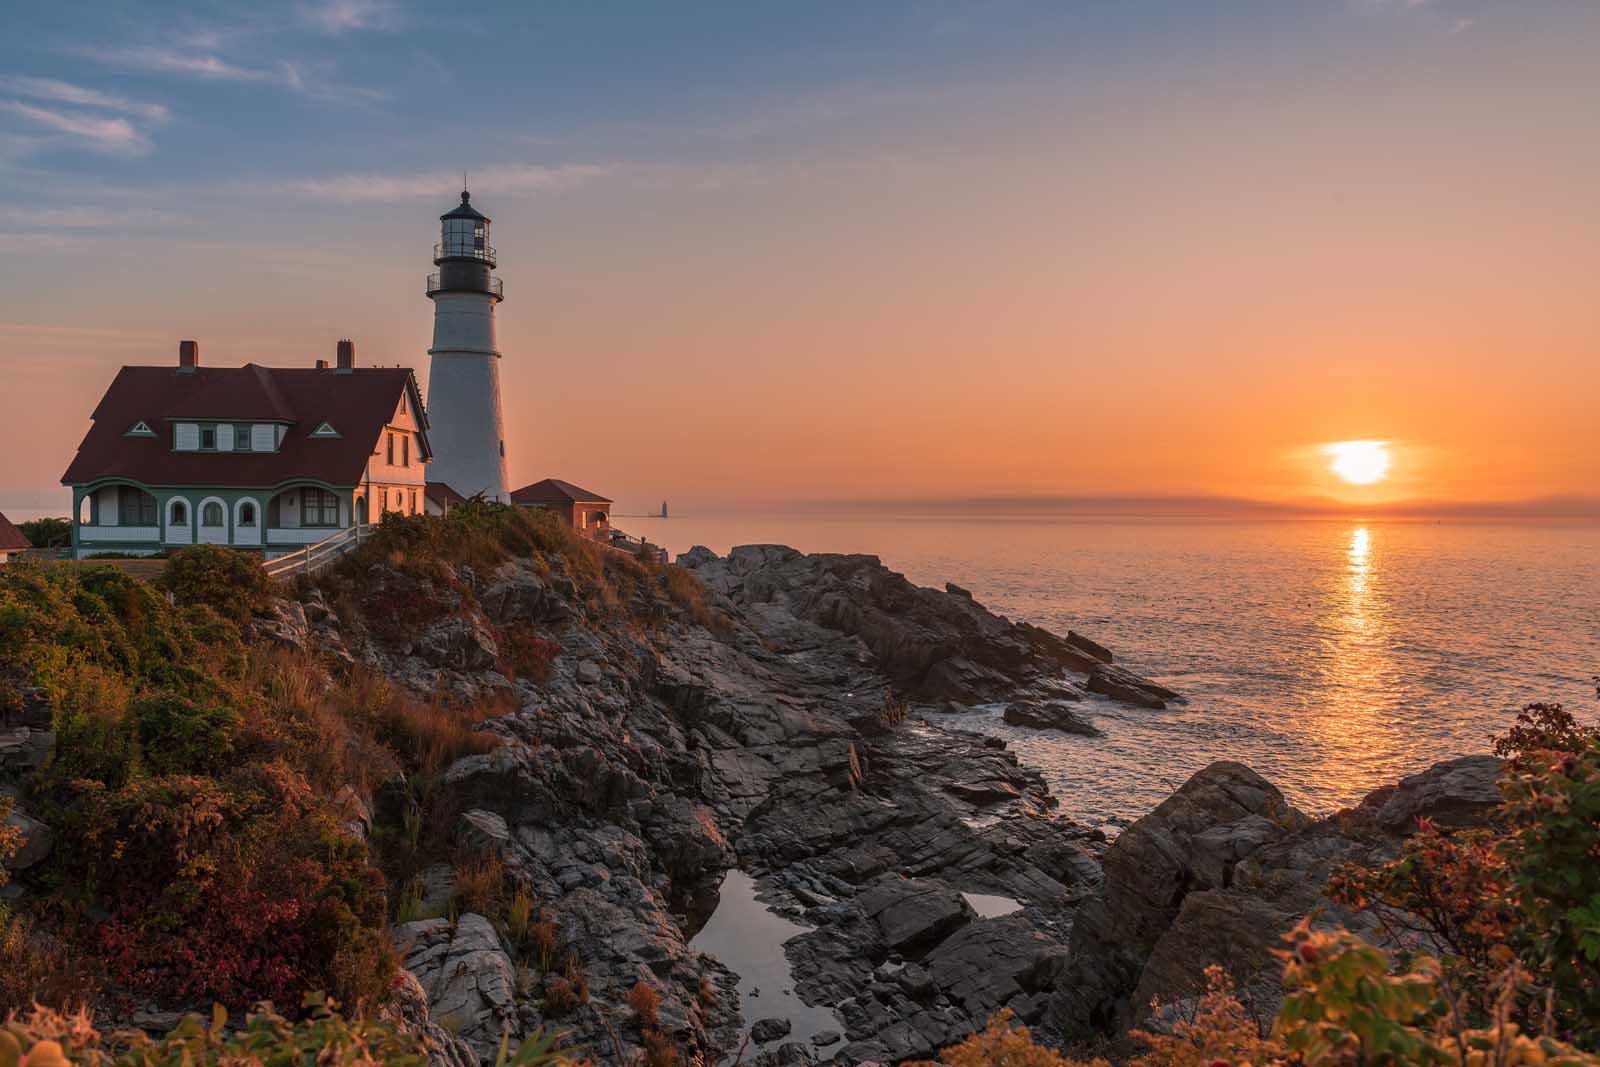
[55,764,393,1012]
[501,628,561,684]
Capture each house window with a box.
[402,435,410,466]
[239,501,257,527]
[199,425,217,450]
[118,486,157,526]
[409,489,417,514]
[171,500,188,526]
[303,488,340,527]
[201,502,224,527]
[386,433,395,464]
[235,425,252,451]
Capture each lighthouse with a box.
[424,190,510,502]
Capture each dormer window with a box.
[199,425,216,450]
[234,425,252,451]
[310,421,340,438]
[125,420,155,437]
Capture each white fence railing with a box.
[262,524,373,580]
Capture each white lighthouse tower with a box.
[425,190,510,501]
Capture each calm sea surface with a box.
[626,513,1599,830]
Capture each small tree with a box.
[18,517,71,548]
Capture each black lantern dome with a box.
[427,190,503,301]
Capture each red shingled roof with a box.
[61,364,429,489]
[511,478,612,505]
[0,511,30,551]
[425,481,466,508]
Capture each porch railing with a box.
[262,524,373,580]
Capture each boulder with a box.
[1086,664,1173,709]
[1049,762,1295,1034]
[2,807,53,870]
[1065,631,1113,664]
[458,809,511,853]
[856,879,975,951]
[0,728,55,775]
[1050,756,1504,1040]
[751,1017,793,1045]
[415,615,501,672]
[396,914,517,1061]
[253,598,310,651]
[386,968,479,1067]
[1368,754,1503,833]
[1003,702,1101,737]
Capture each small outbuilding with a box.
[424,481,467,517]
[510,478,612,540]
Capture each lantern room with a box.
[435,190,495,267]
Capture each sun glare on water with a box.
[1324,440,1391,485]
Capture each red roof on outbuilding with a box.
[511,478,612,505]
[61,364,429,489]
[425,481,467,507]
[0,511,30,551]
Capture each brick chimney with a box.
[336,338,355,373]
[178,339,199,373]
[315,358,328,369]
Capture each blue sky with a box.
[2,1,1597,515]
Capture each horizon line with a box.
[767,493,1600,520]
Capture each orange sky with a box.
[2,3,1597,517]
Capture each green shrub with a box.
[0,563,395,1015]
[161,544,272,619]
[132,693,240,776]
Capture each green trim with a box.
[67,476,357,494]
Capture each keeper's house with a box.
[61,339,432,559]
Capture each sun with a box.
[1323,440,1391,485]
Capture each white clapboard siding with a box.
[217,423,234,451]
[174,423,200,451]
[252,424,276,452]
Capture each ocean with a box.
[625,512,1599,830]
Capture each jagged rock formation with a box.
[1047,754,1504,1038]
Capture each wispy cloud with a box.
[87,45,275,82]
[0,76,169,123]
[275,160,759,203]
[0,101,149,154]
[297,0,401,34]
[80,41,385,107]
[280,162,624,203]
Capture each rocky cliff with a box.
[248,541,1178,1066]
